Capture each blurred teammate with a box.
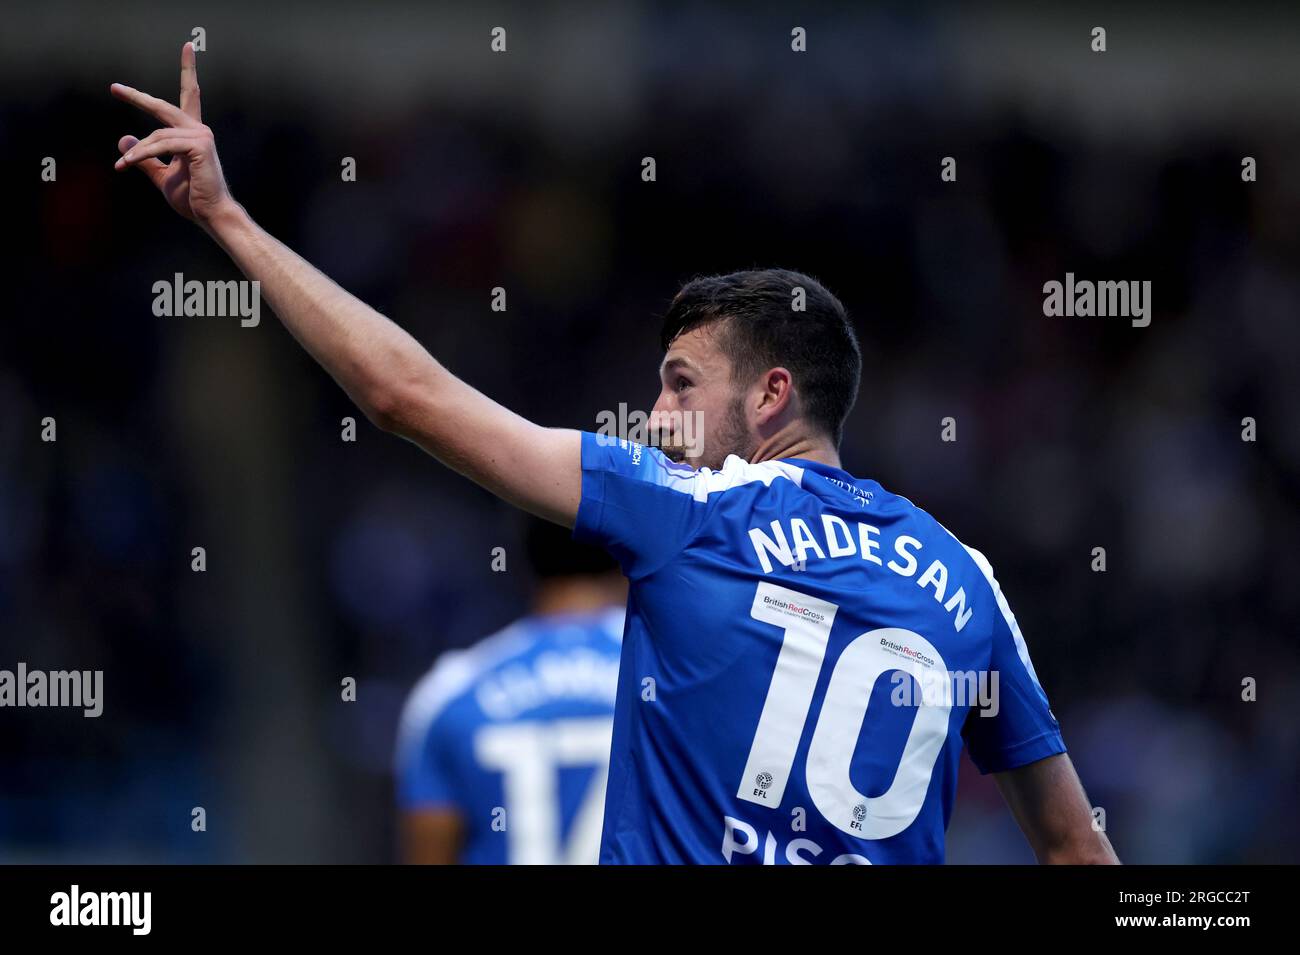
[395,520,624,864]
[111,45,1118,864]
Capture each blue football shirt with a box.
[395,607,623,864]
[574,433,1066,864]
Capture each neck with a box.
[532,576,627,616]
[749,423,841,468]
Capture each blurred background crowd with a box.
[0,2,1296,862]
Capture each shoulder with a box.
[865,480,1015,610]
[583,434,805,502]
[693,455,807,502]
[395,622,537,752]
[590,605,626,645]
[901,498,1033,654]
[870,482,991,573]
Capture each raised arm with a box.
[111,43,582,526]
[993,753,1120,864]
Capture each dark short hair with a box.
[659,269,861,446]
[525,517,619,579]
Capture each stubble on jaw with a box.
[659,395,753,471]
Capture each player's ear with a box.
[754,367,794,423]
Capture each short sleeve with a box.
[573,432,713,578]
[394,659,466,810]
[396,717,458,809]
[961,565,1066,775]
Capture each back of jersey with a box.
[574,434,1064,864]
[395,607,623,864]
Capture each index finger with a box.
[179,41,201,121]
[109,82,195,129]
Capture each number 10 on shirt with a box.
[737,582,952,840]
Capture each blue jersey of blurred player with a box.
[395,519,625,864]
